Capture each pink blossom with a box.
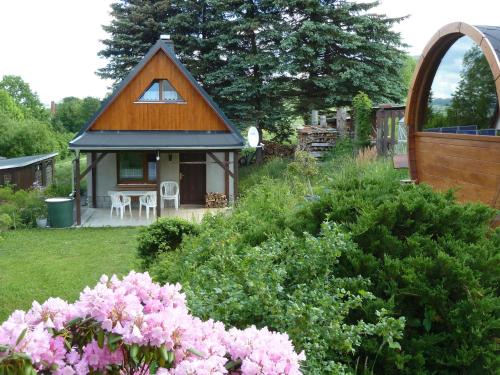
[0,272,305,374]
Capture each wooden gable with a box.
[90,51,229,132]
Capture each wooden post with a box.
[156,151,161,219]
[91,152,97,208]
[75,152,81,226]
[224,152,229,200]
[234,151,239,203]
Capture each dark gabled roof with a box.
[70,38,244,150]
[70,131,243,151]
[0,153,58,170]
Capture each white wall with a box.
[206,152,235,203]
[87,153,117,208]
[159,152,179,184]
[89,151,236,207]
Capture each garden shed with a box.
[69,36,244,225]
[0,153,57,190]
[406,22,500,208]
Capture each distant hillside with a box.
[432,97,451,107]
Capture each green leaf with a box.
[130,344,139,364]
[97,330,105,349]
[15,328,27,346]
[187,348,205,358]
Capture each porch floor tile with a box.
[80,206,228,227]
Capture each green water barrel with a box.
[46,198,74,228]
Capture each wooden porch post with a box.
[91,152,97,208]
[224,152,229,200]
[75,151,81,226]
[234,151,239,202]
[156,151,161,219]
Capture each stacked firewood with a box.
[205,192,228,208]
[262,141,296,160]
[297,126,338,158]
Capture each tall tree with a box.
[205,0,293,140]
[447,45,498,129]
[0,89,24,121]
[0,75,48,121]
[282,0,406,121]
[52,96,101,133]
[98,0,407,138]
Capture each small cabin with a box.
[0,153,57,190]
[406,22,500,209]
[69,36,244,225]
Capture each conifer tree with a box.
[282,0,407,121]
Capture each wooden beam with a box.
[224,152,229,199]
[156,151,161,219]
[91,152,97,208]
[79,152,107,181]
[207,151,234,178]
[234,151,239,202]
[75,154,81,226]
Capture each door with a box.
[179,153,206,205]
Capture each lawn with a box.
[0,227,140,321]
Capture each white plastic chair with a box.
[160,181,179,210]
[139,192,157,219]
[109,192,132,219]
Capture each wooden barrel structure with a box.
[406,22,500,209]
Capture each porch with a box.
[81,205,228,227]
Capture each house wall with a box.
[90,51,229,132]
[89,151,236,207]
[0,159,54,191]
[88,153,117,208]
[207,152,235,203]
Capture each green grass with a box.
[0,227,140,321]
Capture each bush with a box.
[150,156,499,374]
[298,161,500,373]
[0,186,46,229]
[137,217,199,267]
[352,92,373,149]
[151,177,405,374]
[0,272,304,374]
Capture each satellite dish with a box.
[247,126,260,147]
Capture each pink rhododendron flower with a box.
[0,271,305,374]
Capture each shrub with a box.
[0,186,46,229]
[151,178,405,374]
[137,217,199,267]
[298,161,500,373]
[0,272,305,374]
[352,92,373,149]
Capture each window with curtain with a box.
[138,79,184,102]
[118,153,157,183]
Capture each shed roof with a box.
[70,131,243,151]
[0,153,58,170]
[70,37,244,150]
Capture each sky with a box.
[0,0,499,106]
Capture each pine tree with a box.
[98,0,407,138]
[282,0,407,121]
[204,0,293,140]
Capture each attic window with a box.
[138,79,184,103]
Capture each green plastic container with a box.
[46,198,74,228]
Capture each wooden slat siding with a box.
[90,51,229,132]
[414,133,500,208]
